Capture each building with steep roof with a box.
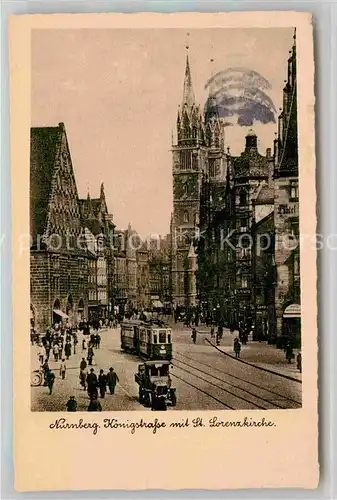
[273,30,300,346]
[30,122,91,332]
[79,184,115,320]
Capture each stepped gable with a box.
[30,126,60,238]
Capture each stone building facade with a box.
[251,187,276,341]
[197,130,273,327]
[30,123,90,332]
[136,243,150,310]
[148,236,171,307]
[273,31,300,345]
[79,185,114,320]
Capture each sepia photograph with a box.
[10,12,318,491]
[29,27,302,413]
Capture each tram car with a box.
[120,319,172,361]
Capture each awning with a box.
[283,304,301,319]
[53,309,69,319]
[152,300,164,309]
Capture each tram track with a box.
[173,351,302,410]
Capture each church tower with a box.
[171,53,206,308]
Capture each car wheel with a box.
[31,371,43,387]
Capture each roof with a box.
[255,185,274,204]
[246,128,257,137]
[30,125,61,237]
[144,360,170,366]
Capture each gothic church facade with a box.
[171,54,226,308]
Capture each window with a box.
[180,151,192,170]
[168,334,171,344]
[159,331,166,344]
[241,277,248,288]
[239,190,247,206]
[183,211,189,223]
[153,334,158,344]
[52,255,60,269]
[209,159,216,178]
[290,182,299,200]
[183,183,189,196]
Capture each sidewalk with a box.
[192,326,302,382]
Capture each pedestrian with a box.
[97,333,101,349]
[106,367,119,394]
[42,361,50,386]
[82,338,87,351]
[52,343,59,362]
[191,328,197,344]
[87,395,102,412]
[64,341,71,360]
[87,345,94,366]
[37,344,44,365]
[210,326,215,338]
[98,369,107,398]
[285,343,294,364]
[234,338,241,358]
[66,396,77,412]
[59,359,67,380]
[80,357,87,371]
[73,333,78,354]
[297,352,302,373]
[46,370,55,395]
[86,368,98,399]
[79,357,87,389]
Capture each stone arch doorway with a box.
[52,298,61,325]
[78,298,84,324]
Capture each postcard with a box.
[10,11,318,491]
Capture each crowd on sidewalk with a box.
[31,318,121,411]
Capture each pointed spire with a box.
[182,53,195,108]
[188,241,197,259]
[86,190,94,219]
[100,182,105,200]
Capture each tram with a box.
[120,319,172,361]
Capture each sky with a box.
[31,28,293,238]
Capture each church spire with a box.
[182,53,195,108]
[100,182,105,200]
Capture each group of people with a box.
[75,360,120,411]
[35,323,78,365]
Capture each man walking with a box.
[53,343,60,362]
[88,395,102,412]
[234,337,241,359]
[98,369,107,399]
[106,367,119,395]
[59,359,67,380]
[79,357,88,390]
[46,370,55,395]
[86,368,98,400]
[87,344,94,366]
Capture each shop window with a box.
[290,181,299,201]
